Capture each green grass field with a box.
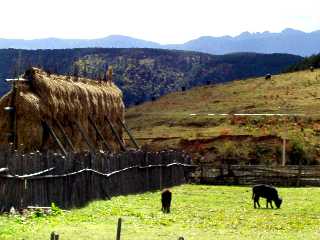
[1,185,320,240]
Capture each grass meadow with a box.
[0,184,320,239]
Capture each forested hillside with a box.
[286,54,320,72]
[0,48,302,105]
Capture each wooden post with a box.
[55,119,75,152]
[160,157,163,190]
[297,156,302,187]
[118,119,139,149]
[116,218,122,240]
[42,121,68,156]
[88,116,112,152]
[105,117,126,151]
[145,152,149,191]
[282,138,286,166]
[8,80,18,149]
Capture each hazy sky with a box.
[1,0,319,43]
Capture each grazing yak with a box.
[161,189,172,213]
[252,184,282,209]
[265,74,272,80]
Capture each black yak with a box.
[265,74,272,80]
[161,189,172,213]
[252,184,282,209]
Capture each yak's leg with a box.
[254,196,260,208]
[270,200,274,209]
[266,199,273,208]
[266,199,269,208]
[164,204,168,213]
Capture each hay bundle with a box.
[0,68,125,152]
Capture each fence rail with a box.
[0,147,194,212]
[197,164,320,186]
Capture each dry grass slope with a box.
[126,69,320,162]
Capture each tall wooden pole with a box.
[282,138,286,166]
[8,81,18,149]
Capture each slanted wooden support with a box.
[118,119,139,149]
[105,117,126,151]
[88,116,112,152]
[55,119,75,152]
[42,121,68,156]
[74,121,95,152]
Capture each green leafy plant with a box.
[51,202,62,216]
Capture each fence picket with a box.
[0,148,193,211]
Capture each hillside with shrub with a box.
[286,53,320,72]
[126,69,320,164]
[0,48,302,105]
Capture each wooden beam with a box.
[42,121,68,156]
[105,116,126,151]
[88,116,112,152]
[74,121,95,152]
[118,119,139,149]
[54,119,75,152]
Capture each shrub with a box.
[288,139,307,165]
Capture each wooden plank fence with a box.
[0,147,194,212]
[198,164,320,186]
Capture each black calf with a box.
[161,189,172,213]
[252,184,282,209]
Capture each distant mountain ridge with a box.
[1,28,320,56]
[0,35,161,50]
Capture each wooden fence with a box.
[197,163,320,186]
[0,147,194,212]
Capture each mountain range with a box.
[1,29,320,56]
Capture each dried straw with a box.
[0,68,125,152]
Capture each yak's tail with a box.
[252,190,255,200]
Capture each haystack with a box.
[0,68,125,152]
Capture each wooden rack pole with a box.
[118,119,139,149]
[42,121,67,156]
[55,119,75,152]
[88,116,112,152]
[105,117,126,151]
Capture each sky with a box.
[1,0,319,44]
